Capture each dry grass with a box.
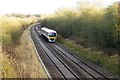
[2,26,47,78]
[13,26,47,78]
[0,44,2,78]
[2,52,17,78]
[0,21,2,78]
[1,15,45,78]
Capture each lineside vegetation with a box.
[1,14,38,77]
[2,15,37,49]
[41,2,119,55]
[41,2,119,76]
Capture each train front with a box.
[48,32,57,42]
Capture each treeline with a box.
[41,2,119,55]
[1,14,38,50]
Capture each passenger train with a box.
[41,27,57,42]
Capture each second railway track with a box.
[31,24,116,80]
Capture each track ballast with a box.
[31,24,115,80]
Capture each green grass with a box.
[61,39,119,76]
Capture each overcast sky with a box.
[0,0,118,15]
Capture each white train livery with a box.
[41,27,57,42]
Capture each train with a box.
[41,27,57,42]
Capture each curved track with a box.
[31,24,115,80]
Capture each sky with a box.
[0,0,118,15]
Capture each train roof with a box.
[41,27,56,33]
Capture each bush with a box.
[56,35,63,43]
[2,15,38,49]
[41,2,119,55]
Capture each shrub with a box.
[2,15,38,49]
[41,2,118,55]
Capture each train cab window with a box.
[48,33,56,37]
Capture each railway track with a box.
[31,24,115,80]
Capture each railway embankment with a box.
[2,15,47,78]
[2,25,47,78]
[57,38,119,77]
[13,26,47,78]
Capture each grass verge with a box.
[60,39,119,76]
[13,26,47,78]
[2,25,47,78]
[2,52,17,78]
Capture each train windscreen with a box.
[48,33,56,37]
